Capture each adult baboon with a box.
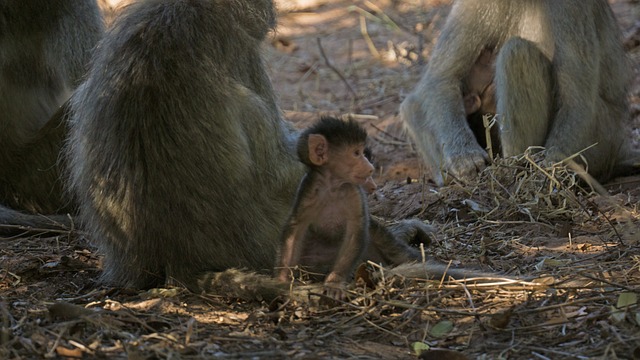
[0,1,103,228]
[67,0,302,290]
[400,0,634,186]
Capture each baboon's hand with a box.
[444,147,488,184]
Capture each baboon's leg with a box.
[495,37,553,156]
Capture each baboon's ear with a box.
[308,134,329,166]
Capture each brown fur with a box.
[277,117,374,298]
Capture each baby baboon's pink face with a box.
[330,143,374,186]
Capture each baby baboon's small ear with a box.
[308,134,329,166]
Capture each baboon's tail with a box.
[380,261,511,282]
[0,205,73,236]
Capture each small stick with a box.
[316,37,358,100]
[358,14,380,58]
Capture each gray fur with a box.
[400,0,632,185]
[0,1,103,220]
[67,0,302,290]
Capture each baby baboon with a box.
[0,1,103,228]
[277,117,449,298]
[276,117,375,298]
[462,49,500,153]
[401,0,634,185]
[463,48,496,116]
[463,48,500,153]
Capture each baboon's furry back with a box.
[68,0,302,290]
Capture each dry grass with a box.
[3,152,640,359]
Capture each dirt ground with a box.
[2,0,640,359]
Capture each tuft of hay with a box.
[445,147,599,225]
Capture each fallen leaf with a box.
[611,292,638,323]
[429,320,453,338]
[354,263,376,289]
[617,292,637,308]
[412,342,430,355]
